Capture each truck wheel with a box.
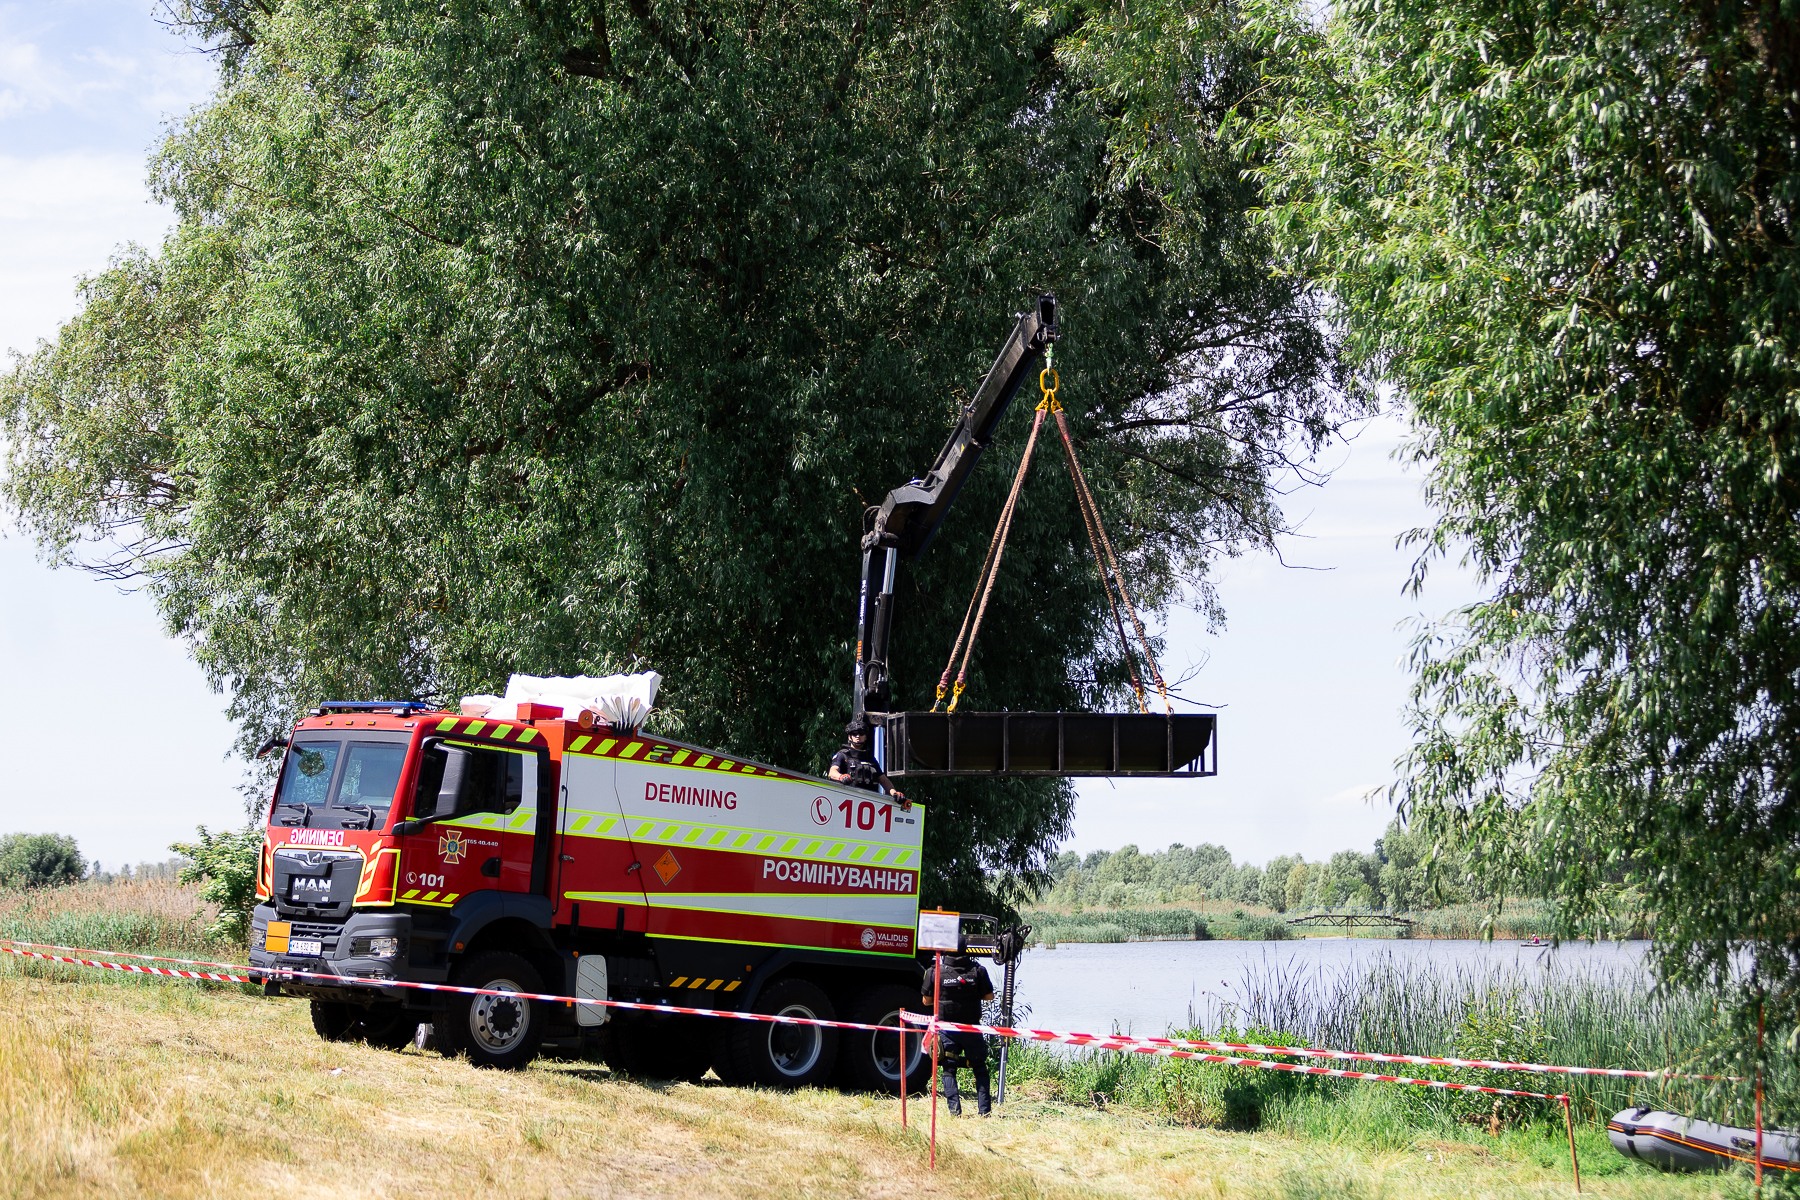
[358,1006,422,1051]
[837,984,931,1093]
[310,1001,418,1050]
[434,951,545,1070]
[722,979,838,1089]
[601,1016,714,1082]
[310,1000,360,1042]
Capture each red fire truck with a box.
[249,699,931,1088]
[247,294,1213,1087]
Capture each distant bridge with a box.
[1286,912,1416,935]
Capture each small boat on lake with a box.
[1609,1107,1800,1174]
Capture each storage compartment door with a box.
[556,751,648,931]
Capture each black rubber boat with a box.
[1609,1107,1800,1174]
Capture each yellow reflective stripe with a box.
[671,750,691,765]
[570,735,593,754]
[465,721,487,736]
[725,980,742,992]
[436,718,457,731]
[705,979,723,991]
[670,976,688,987]
[561,891,648,905]
[620,742,644,759]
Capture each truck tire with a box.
[720,978,838,1089]
[310,1000,418,1050]
[310,1000,360,1042]
[433,951,545,1070]
[600,1015,714,1082]
[837,984,932,1093]
[359,1006,422,1050]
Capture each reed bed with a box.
[0,879,232,975]
[1000,951,1779,1161]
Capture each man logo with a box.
[860,928,877,950]
[811,796,832,826]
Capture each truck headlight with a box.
[351,936,402,958]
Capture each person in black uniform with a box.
[828,718,906,802]
[922,951,994,1115]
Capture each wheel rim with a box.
[468,976,529,1054]
[767,1004,823,1077]
[872,1009,924,1082]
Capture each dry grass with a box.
[0,880,223,958]
[0,963,1750,1200]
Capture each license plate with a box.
[287,938,323,957]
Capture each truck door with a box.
[401,739,542,904]
[555,749,648,932]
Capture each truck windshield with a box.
[272,735,411,831]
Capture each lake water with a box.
[1003,938,1652,1038]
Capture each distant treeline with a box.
[1038,819,1506,913]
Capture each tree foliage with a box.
[4,0,1350,908]
[172,825,262,943]
[1254,0,1800,1040]
[1038,821,1471,913]
[0,833,85,890]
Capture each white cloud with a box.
[0,150,173,353]
[0,8,214,126]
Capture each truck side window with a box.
[413,743,525,820]
[462,750,525,817]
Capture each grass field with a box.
[0,881,1761,1199]
[0,960,1758,1200]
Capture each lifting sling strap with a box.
[932,351,1172,715]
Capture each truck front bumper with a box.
[248,906,429,1005]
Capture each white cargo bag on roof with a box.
[486,672,662,732]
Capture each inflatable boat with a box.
[1609,1108,1800,1174]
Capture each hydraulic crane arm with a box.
[852,294,1058,721]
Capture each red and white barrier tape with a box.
[0,942,901,1035]
[1,945,254,984]
[0,939,1720,1092]
[899,1014,1734,1083]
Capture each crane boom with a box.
[852,294,1058,722]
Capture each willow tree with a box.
[1255,0,1800,1067]
[4,0,1347,907]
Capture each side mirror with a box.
[398,739,475,832]
[254,735,290,760]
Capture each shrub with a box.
[0,833,84,889]
[170,826,262,944]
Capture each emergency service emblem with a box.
[438,829,469,865]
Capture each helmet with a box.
[845,718,872,740]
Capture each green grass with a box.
[0,879,244,996]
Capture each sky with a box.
[0,3,1481,874]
